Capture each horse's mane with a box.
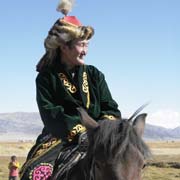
[65,115,151,180]
[88,119,150,162]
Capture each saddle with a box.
[52,132,88,180]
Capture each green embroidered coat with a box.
[36,64,121,139]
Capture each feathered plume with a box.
[56,0,75,16]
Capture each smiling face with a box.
[60,39,89,68]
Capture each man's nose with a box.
[81,47,87,55]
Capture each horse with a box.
[52,107,151,180]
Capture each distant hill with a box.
[0,112,180,141]
[0,112,43,141]
[144,124,180,140]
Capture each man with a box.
[20,1,121,180]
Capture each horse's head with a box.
[77,107,151,180]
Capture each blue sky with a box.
[0,0,179,128]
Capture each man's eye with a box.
[79,43,84,47]
[76,43,89,47]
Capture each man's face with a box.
[61,39,89,67]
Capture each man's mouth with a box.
[79,54,84,59]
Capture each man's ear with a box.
[60,44,69,52]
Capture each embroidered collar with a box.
[57,65,90,109]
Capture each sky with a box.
[0,0,179,129]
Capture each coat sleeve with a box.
[96,69,121,120]
[36,72,80,139]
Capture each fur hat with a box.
[44,0,94,51]
[44,16,94,50]
[36,0,94,72]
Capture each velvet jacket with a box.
[36,64,121,139]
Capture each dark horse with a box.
[53,107,151,180]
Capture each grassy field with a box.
[0,141,180,180]
[0,141,34,180]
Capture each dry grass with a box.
[0,156,26,180]
[143,166,180,180]
[147,141,180,155]
[0,141,34,180]
[0,141,34,157]
[144,141,180,180]
[0,141,180,180]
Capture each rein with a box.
[52,145,86,180]
[88,157,96,180]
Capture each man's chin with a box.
[77,60,85,65]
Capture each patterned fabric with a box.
[20,63,121,180]
[29,163,53,180]
[58,73,77,93]
[100,114,117,120]
[36,64,121,139]
[68,124,86,142]
[20,135,63,180]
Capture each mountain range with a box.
[0,112,180,141]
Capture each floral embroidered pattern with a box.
[58,73,77,93]
[19,139,61,179]
[29,163,53,180]
[82,72,90,108]
[34,138,61,158]
[100,115,117,120]
[68,124,86,141]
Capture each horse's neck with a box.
[84,157,119,180]
[68,157,89,180]
[70,155,96,180]
[69,155,120,180]
[94,164,120,180]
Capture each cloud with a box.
[147,110,180,129]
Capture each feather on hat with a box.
[56,0,75,16]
